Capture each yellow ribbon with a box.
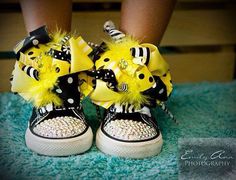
[11,35,94,107]
[90,40,173,109]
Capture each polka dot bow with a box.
[11,26,94,108]
[89,21,173,109]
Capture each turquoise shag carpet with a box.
[0,82,236,179]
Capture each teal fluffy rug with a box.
[0,82,235,179]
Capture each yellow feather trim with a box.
[93,37,148,108]
[115,73,150,109]
[92,36,171,109]
[12,31,95,107]
[11,31,84,107]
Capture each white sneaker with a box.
[26,105,93,156]
[96,103,163,158]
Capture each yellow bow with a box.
[90,38,173,109]
[11,35,94,107]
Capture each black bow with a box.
[14,26,51,59]
[89,42,107,62]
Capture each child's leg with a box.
[20,0,72,33]
[120,0,176,45]
[13,0,94,157]
[95,1,176,158]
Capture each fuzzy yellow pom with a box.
[116,73,150,109]
[28,55,61,107]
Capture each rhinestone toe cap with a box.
[33,116,87,138]
[103,119,157,141]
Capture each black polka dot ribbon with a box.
[87,69,118,91]
[14,26,51,60]
[89,42,107,61]
[142,76,168,106]
[52,72,81,108]
[49,46,71,63]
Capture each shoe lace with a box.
[96,105,102,122]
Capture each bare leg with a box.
[20,0,72,33]
[120,0,176,45]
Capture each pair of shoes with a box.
[11,21,173,158]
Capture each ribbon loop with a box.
[14,26,51,59]
[130,47,150,66]
[11,26,94,108]
[104,20,126,43]
[53,72,81,108]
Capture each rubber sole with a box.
[96,126,163,158]
[25,127,93,156]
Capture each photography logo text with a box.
[178,138,236,179]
